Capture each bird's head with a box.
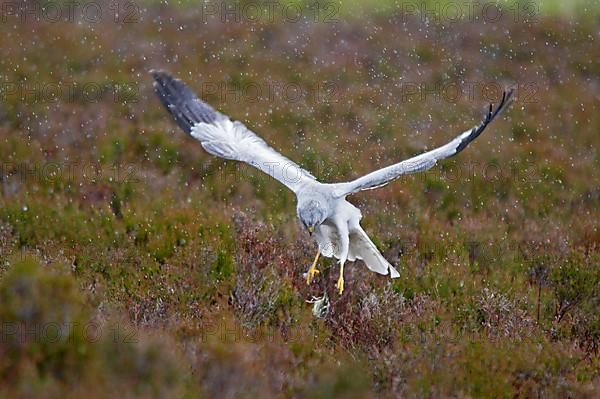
[298,199,327,235]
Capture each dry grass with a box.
[0,1,598,397]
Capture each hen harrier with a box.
[151,70,513,294]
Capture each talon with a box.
[336,275,344,295]
[336,261,345,295]
[306,251,321,285]
[306,265,320,285]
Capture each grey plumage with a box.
[151,70,221,133]
[298,199,328,230]
[332,89,514,196]
[151,70,514,289]
[152,70,317,193]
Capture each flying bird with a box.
[151,70,513,294]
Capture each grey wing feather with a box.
[333,89,514,197]
[151,70,316,193]
[151,70,223,132]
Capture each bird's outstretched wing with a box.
[333,89,514,197]
[151,70,316,193]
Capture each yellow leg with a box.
[336,261,345,295]
[306,251,320,285]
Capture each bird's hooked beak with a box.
[308,226,314,236]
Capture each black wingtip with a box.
[150,69,169,82]
[151,70,220,134]
[455,88,515,153]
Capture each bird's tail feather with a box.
[348,227,400,278]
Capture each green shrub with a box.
[0,256,187,398]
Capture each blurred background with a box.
[0,0,598,397]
